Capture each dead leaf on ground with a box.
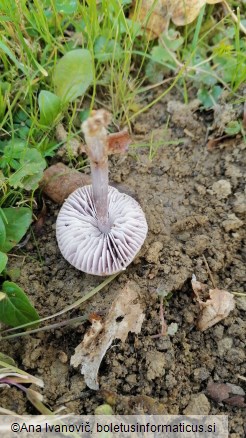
[132,0,222,39]
[70,281,145,390]
[206,382,246,407]
[206,134,231,150]
[191,274,235,331]
[107,130,131,154]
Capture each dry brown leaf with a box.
[191,275,235,331]
[206,134,231,150]
[172,0,205,26]
[206,382,246,407]
[70,281,145,390]
[107,130,131,154]
[131,1,170,39]
[132,0,223,39]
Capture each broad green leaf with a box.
[0,207,32,253]
[150,46,176,70]
[8,148,46,190]
[0,214,6,248]
[94,37,123,62]
[0,251,7,274]
[38,90,62,126]
[197,85,222,109]
[53,49,93,103]
[0,281,39,328]
[55,0,78,14]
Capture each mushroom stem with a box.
[82,110,111,233]
[90,145,110,233]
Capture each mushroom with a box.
[56,110,148,276]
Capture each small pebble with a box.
[193,367,210,382]
[212,179,231,199]
[222,214,243,232]
[183,393,210,415]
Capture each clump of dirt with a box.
[1,95,245,436]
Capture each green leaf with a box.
[94,36,123,62]
[8,148,46,190]
[79,108,90,123]
[38,90,62,126]
[151,46,173,64]
[192,56,217,86]
[0,139,25,170]
[0,281,39,328]
[55,0,78,14]
[0,90,5,121]
[145,60,165,84]
[0,251,8,274]
[0,214,6,248]
[0,41,27,74]
[161,29,184,51]
[149,46,176,71]
[197,85,222,109]
[53,49,93,103]
[0,352,16,367]
[37,139,59,158]
[119,18,142,36]
[0,207,32,253]
[225,121,241,136]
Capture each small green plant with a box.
[0,207,39,327]
[145,6,246,109]
[38,48,93,126]
[0,139,46,192]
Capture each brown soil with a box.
[1,93,245,437]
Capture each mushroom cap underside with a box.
[56,185,148,275]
